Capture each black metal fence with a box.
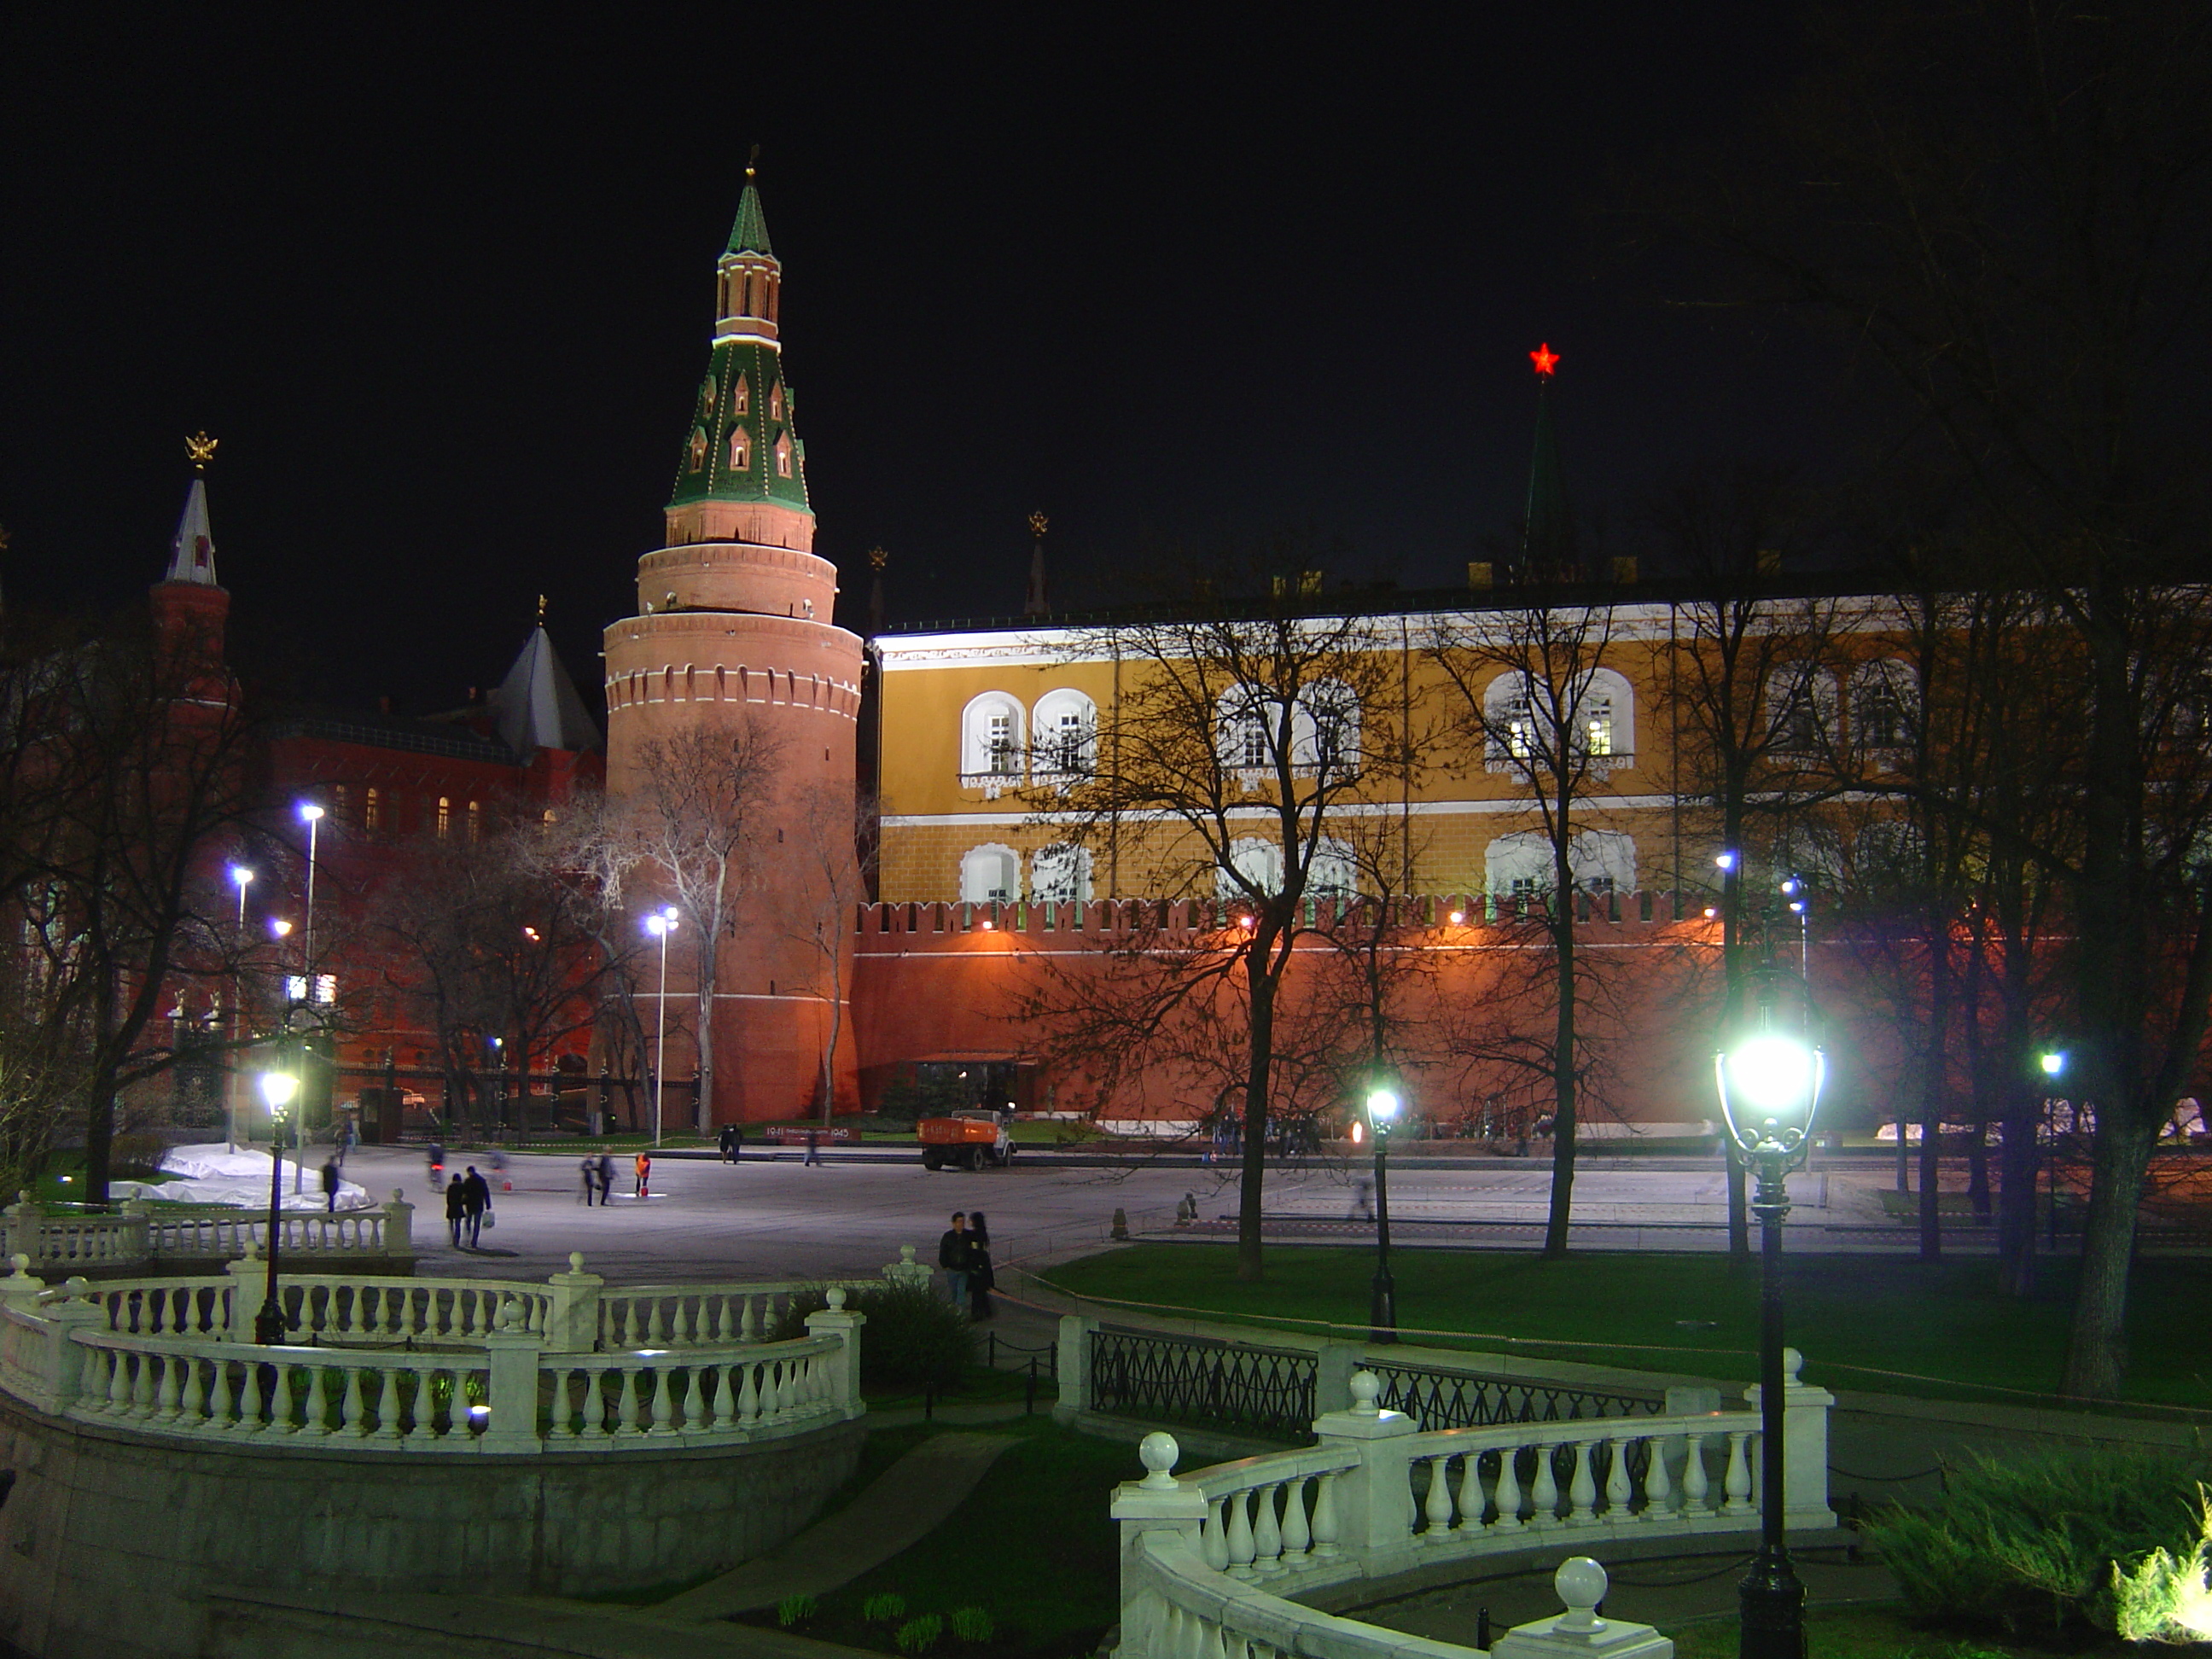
[1090,1327,1318,1441]
[1365,1362,1663,1429]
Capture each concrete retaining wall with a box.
[0,1389,864,1659]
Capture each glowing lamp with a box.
[2040,1051,2066,1078]
[230,864,254,889]
[1715,850,1737,872]
[297,802,324,824]
[269,917,293,938]
[981,920,994,930]
[258,1071,300,1115]
[1238,915,1254,930]
[1348,1120,1364,1145]
[1779,876,1801,897]
[1714,1029,1824,1155]
[1366,1088,1401,1124]
[644,913,678,940]
[1448,911,1465,925]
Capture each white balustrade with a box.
[544,1337,843,1445]
[595,1280,875,1349]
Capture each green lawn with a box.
[1040,1247,2212,1410]
[1671,1607,2137,1659]
[744,1418,1132,1659]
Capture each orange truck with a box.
[918,1112,1017,1170]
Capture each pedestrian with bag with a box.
[936,1211,970,1313]
[443,1173,468,1249]
[462,1165,492,1247]
[595,1150,615,1205]
[967,1211,996,1321]
[319,1158,341,1214]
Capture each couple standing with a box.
[935,1210,995,1319]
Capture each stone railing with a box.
[1109,1365,1834,1659]
[0,1249,934,1456]
[1,1191,413,1273]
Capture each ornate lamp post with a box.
[644,907,679,1147]
[254,1068,300,1345]
[1714,966,1824,1659]
[2040,1049,2067,1250]
[293,803,323,1195]
[226,864,254,1152]
[1365,1085,1401,1344]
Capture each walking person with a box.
[936,1211,970,1313]
[966,1211,996,1321]
[428,1142,445,1188]
[444,1174,468,1249]
[579,1155,598,1204]
[595,1151,615,1205]
[802,1127,823,1167]
[634,1149,651,1199]
[462,1165,491,1247]
[319,1158,341,1214]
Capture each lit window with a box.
[774,433,793,477]
[467,800,482,841]
[731,375,749,415]
[1030,844,1093,905]
[332,783,350,821]
[987,713,1017,775]
[960,845,1020,904]
[729,428,750,469]
[365,788,381,833]
[699,374,718,413]
[436,797,451,840]
[769,385,784,421]
[685,427,707,472]
[1585,698,1614,757]
[1505,691,1535,759]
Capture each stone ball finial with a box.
[1138,1431,1181,1489]
[827,1287,848,1310]
[1553,1557,1608,1631]
[1349,1370,1382,1414]
[1782,1346,1804,1385]
[899,1244,917,1264]
[8,1254,27,1277]
[391,1188,405,1203]
[569,1251,586,1273]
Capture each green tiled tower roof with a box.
[725,182,775,259]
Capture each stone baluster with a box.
[178,1355,207,1427]
[302,1363,331,1435]
[208,1355,238,1429]
[1722,1430,1755,1515]
[1681,1429,1712,1515]
[151,1352,182,1423]
[1529,1442,1561,1527]
[270,1362,299,1435]
[1224,1487,1255,1576]
[1640,1432,1673,1519]
[1454,1450,1486,1533]
[739,1295,760,1342]
[614,1365,641,1435]
[1200,1498,1230,1570]
[1250,1482,1283,1574]
[1604,1435,1634,1519]
[645,1300,667,1344]
[1567,1439,1599,1524]
[338,1366,365,1436]
[1421,1454,1456,1538]
[1493,1446,1525,1531]
[368,1369,401,1442]
[1280,1476,1312,1559]
[578,1369,611,1439]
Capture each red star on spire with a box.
[1530,342,1560,377]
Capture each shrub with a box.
[2111,1488,2212,1644]
[773,1282,970,1394]
[895,1614,944,1653]
[1864,1444,2212,1640]
[863,1594,910,1624]
[777,1594,818,1628]
[109,1133,168,1181]
[948,1606,995,1644]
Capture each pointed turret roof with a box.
[1522,346,1574,575]
[492,625,602,757]
[725,181,775,259]
[165,475,220,586]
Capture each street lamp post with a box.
[1365,1086,1401,1344]
[254,1068,300,1345]
[1714,968,1825,1659]
[644,908,679,1148]
[227,864,254,1152]
[294,803,323,1195]
[2040,1050,2067,1252]
[1779,876,1809,981]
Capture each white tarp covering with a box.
[109,1143,375,1211]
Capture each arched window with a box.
[731,374,750,415]
[1484,672,1539,769]
[332,783,350,823]
[1571,669,1634,763]
[699,373,718,415]
[1030,843,1093,904]
[1765,662,1839,755]
[728,427,750,470]
[1295,680,1362,775]
[1569,830,1637,895]
[1850,661,1919,757]
[769,385,784,421]
[1217,836,1284,898]
[1487,830,1639,896]
[1032,689,1097,777]
[1309,836,1358,897]
[1486,831,1552,896]
[436,796,451,840]
[773,432,793,477]
[685,427,707,472]
[960,844,1021,904]
[1216,684,1279,773]
[959,693,1027,782]
[466,800,482,842]
[364,788,382,834]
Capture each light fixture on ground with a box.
[1713,962,1824,1659]
[1365,1085,1401,1344]
[644,907,680,1148]
[253,1068,300,1345]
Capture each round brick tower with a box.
[603,175,864,1125]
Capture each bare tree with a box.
[781,783,872,1123]
[1032,559,1423,1279]
[621,724,785,1131]
[1430,596,1627,1256]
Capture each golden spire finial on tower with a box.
[867,545,888,572]
[1027,511,1048,540]
[185,432,218,471]
[746,143,760,182]
[537,593,549,626]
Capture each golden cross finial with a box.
[1028,511,1049,540]
[867,545,888,572]
[185,432,218,470]
[747,143,760,182]
[537,593,548,625]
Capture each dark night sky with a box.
[1,7,1828,713]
